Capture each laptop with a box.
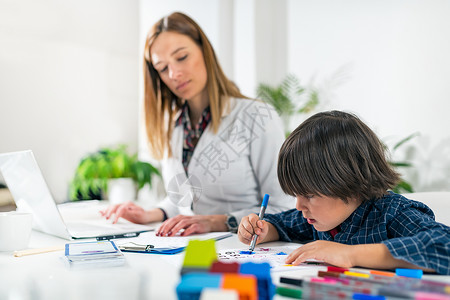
[0,150,157,240]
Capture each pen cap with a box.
[262,194,270,207]
[395,268,423,279]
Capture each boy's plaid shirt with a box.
[264,192,450,275]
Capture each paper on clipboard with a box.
[114,231,232,254]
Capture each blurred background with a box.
[1,0,449,204]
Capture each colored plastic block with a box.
[180,266,210,276]
[222,273,258,300]
[176,273,222,300]
[183,240,217,268]
[240,262,275,300]
[210,261,240,274]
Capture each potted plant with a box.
[69,145,160,203]
[385,132,420,194]
[257,73,319,136]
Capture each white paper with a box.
[217,245,325,272]
[67,241,118,256]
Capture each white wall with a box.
[1,0,448,204]
[138,0,450,192]
[0,0,140,202]
[287,0,450,191]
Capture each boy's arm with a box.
[382,208,450,275]
[350,243,436,272]
[286,240,435,272]
[263,209,314,242]
[239,209,313,245]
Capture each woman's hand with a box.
[238,213,276,245]
[100,201,158,224]
[156,214,228,237]
[286,240,354,267]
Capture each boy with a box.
[238,111,450,275]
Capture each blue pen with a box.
[249,194,270,251]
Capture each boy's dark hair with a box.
[277,110,400,203]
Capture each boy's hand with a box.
[238,213,270,245]
[286,240,354,268]
[287,241,436,272]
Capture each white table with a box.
[1,230,449,300]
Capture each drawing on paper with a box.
[217,246,325,272]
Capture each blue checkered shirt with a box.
[263,192,450,275]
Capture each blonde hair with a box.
[143,12,247,159]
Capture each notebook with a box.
[0,150,157,240]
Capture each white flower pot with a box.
[107,178,137,205]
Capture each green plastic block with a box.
[182,239,217,268]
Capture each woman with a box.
[101,12,293,236]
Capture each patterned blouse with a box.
[175,102,211,175]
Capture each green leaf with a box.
[393,132,420,151]
[392,180,414,194]
[298,89,319,114]
[384,133,419,193]
[96,157,111,178]
[389,162,412,168]
[69,180,80,201]
[133,162,146,189]
[256,74,319,121]
[77,159,95,179]
[112,153,127,178]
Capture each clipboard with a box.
[114,231,232,255]
[118,243,154,252]
[118,242,185,255]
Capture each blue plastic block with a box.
[240,262,272,279]
[176,273,222,300]
[240,262,275,300]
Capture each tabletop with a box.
[1,229,449,300]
